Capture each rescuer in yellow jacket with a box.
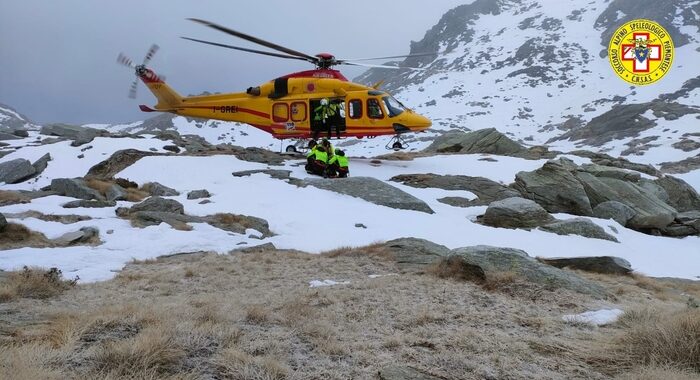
[327,149,349,178]
[305,145,328,176]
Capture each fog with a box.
[0,0,467,124]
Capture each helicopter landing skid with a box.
[385,135,409,151]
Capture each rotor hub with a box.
[135,65,147,76]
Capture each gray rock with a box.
[452,246,607,298]
[662,223,698,237]
[130,196,185,215]
[638,178,670,203]
[378,365,442,380]
[129,211,199,230]
[187,189,211,200]
[391,173,520,205]
[12,129,29,138]
[513,159,593,215]
[232,169,292,180]
[423,128,527,156]
[0,213,6,232]
[0,158,36,184]
[539,256,632,275]
[50,178,104,200]
[593,201,637,226]
[581,163,641,182]
[54,226,99,245]
[62,199,117,209]
[71,128,101,147]
[482,197,555,228]
[383,238,451,272]
[31,153,51,175]
[105,184,128,202]
[0,132,21,141]
[40,123,86,139]
[304,177,434,214]
[230,243,277,254]
[539,218,619,242]
[654,176,700,212]
[582,175,677,230]
[143,182,180,197]
[163,145,180,153]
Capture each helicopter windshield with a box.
[382,96,406,117]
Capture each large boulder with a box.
[423,128,527,156]
[143,182,180,197]
[304,177,434,214]
[654,176,700,212]
[40,123,86,139]
[187,189,211,200]
[577,174,677,230]
[390,173,520,205]
[592,201,636,226]
[204,213,273,237]
[513,159,593,216]
[539,256,632,275]
[53,226,100,246]
[383,238,451,272]
[85,149,161,179]
[481,197,555,228]
[0,158,36,184]
[130,196,184,214]
[539,218,618,242]
[50,178,104,200]
[451,246,607,298]
[31,153,51,176]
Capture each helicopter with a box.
[117,18,434,151]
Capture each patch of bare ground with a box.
[1,245,698,379]
[85,178,149,202]
[0,190,31,206]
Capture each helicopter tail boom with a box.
[139,68,183,110]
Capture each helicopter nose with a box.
[414,114,432,130]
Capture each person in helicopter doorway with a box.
[327,149,349,178]
[305,144,328,176]
[313,98,339,140]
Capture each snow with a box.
[563,308,624,326]
[309,279,350,288]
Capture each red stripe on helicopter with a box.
[173,105,270,119]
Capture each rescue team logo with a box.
[608,19,674,85]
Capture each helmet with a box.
[336,150,345,156]
[308,140,317,148]
[321,138,330,146]
[320,98,329,106]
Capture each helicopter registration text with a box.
[213,106,239,113]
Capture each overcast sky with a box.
[0,1,467,124]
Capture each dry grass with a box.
[615,366,700,380]
[0,267,77,302]
[606,308,700,372]
[85,178,114,194]
[428,256,485,283]
[0,190,30,206]
[125,187,149,202]
[86,178,148,202]
[0,223,52,249]
[1,247,698,379]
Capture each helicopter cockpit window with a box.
[382,96,405,117]
[367,98,384,119]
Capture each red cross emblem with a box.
[621,32,661,73]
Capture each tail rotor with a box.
[117,44,163,99]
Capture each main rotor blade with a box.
[338,52,437,62]
[181,37,311,62]
[342,62,426,71]
[187,18,318,62]
[128,78,138,99]
[142,44,159,65]
[117,53,135,68]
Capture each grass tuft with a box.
[0,266,77,302]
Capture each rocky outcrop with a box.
[570,150,661,177]
[481,197,555,228]
[85,149,162,179]
[50,178,104,200]
[0,158,36,184]
[187,189,211,200]
[40,124,108,146]
[31,153,51,176]
[391,173,520,206]
[539,218,618,242]
[62,200,116,209]
[143,182,180,197]
[304,177,434,214]
[451,246,607,298]
[513,159,593,215]
[423,128,527,156]
[539,256,632,275]
[660,154,700,175]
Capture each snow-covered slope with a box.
[0,103,38,132]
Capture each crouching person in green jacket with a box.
[327,149,349,178]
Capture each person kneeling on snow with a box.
[305,145,328,176]
[327,149,349,178]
